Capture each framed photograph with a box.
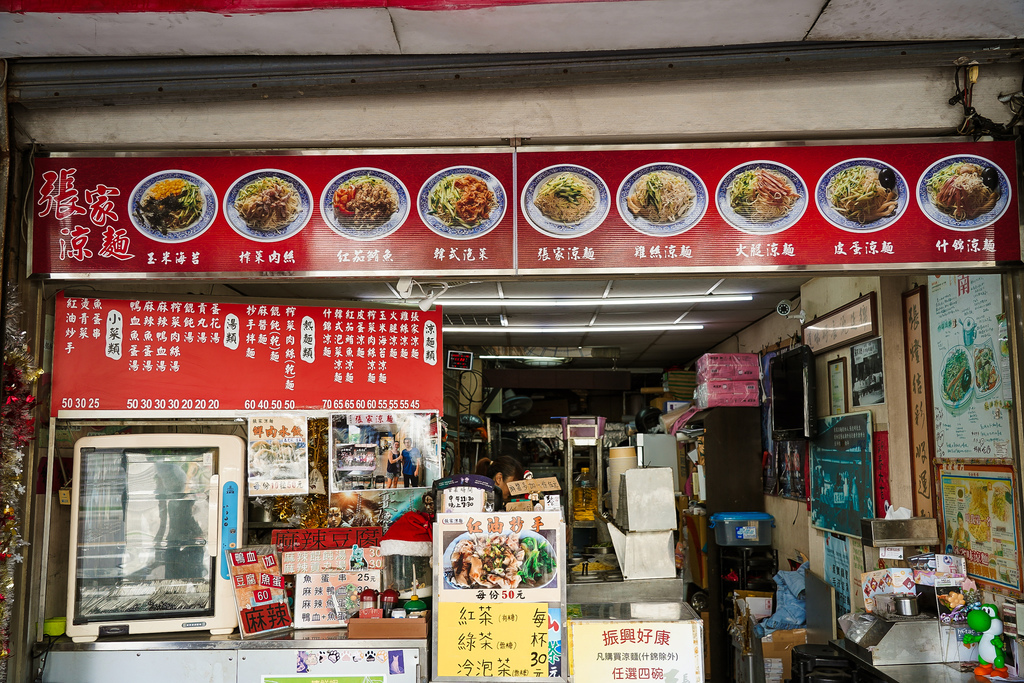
[802,292,878,355]
[851,337,885,407]
[828,357,849,415]
[811,411,874,537]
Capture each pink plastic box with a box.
[695,380,760,409]
[695,353,760,383]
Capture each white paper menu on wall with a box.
[928,274,1013,459]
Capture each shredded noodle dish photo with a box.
[825,165,900,224]
[234,175,301,231]
[926,161,1000,222]
[625,170,696,223]
[727,167,801,222]
[533,172,597,224]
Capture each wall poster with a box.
[568,620,703,682]
[939,465,1020,591]
[823,533,852,616]
[902,285,935,516]
[928,275,1013,459]
[851,337,884,407]
[810,411,874,536]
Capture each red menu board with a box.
[32,140,1019,277]
[516,140,1019,272]
[32,150,515,277]
[50,293,443,416]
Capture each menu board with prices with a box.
[567,620,703,682]
[227,545,292,637]
[436,603,563,680]
[294,570,382,628]
[50,293,443,416]
[435,511,563,604]
[282,546,383,574]
[32,141,1019,279]
[272,526,383,552]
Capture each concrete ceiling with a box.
[1,0,1021,58]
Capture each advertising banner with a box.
[51,293,443,416]
[939,465,1020,591]
[567,620,703,682]
[33,140,1019,279]
[928,274,1013,459]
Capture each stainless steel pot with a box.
[894,595,919,616]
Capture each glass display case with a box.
[66,434,244,642]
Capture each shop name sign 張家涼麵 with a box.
[32,140,1019,279]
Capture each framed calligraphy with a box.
[828,357,849,415]
[802,292,878,356]
[902,286,935,516]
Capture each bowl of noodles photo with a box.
[716,161,808,234]
[521,164,610,238]
[940,345,973,411]
[815,158,908,232]
[442,530,557,591]
[616,163,708,236]
[917,155,1010,230]
[224,169,312,242]
[129,170,218,243]
[321,168,410,241]
[417,166,506,240]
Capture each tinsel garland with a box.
[0,286,42,680]
[256,417,331,529]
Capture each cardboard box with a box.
[346,614,429,640]
[761,628,806,681]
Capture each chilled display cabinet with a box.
[66,433,245,642]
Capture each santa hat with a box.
[380,510,432,557]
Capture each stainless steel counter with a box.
[832,639,980,683]
[41,629,428,683]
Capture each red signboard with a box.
[516,140,1019,272]
[32,141,1019,278]
[33,150,514,277]
[50,293,443,416]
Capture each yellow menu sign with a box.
[438,602,550,678]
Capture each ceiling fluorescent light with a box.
[480,355,569,360]
[435,294,752,307]
[447,324,704,333]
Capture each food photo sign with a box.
[435,511,563,604]
[928,274,1013,459]
[939,465,1020,591]
[50,293,443,417]
[32,140,1019,279]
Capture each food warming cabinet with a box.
[66,433,245,642]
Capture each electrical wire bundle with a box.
[949,62,1023,139]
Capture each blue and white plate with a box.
[816,158,908,233]
[417,166,507,240]
[521,164,611,239]
[320,168,410,241]
[940,345,973,411]
[224,169,312,242]
[128,170,218,243]
[442,530,556,590]
[917,154,1011,231]
[616,163,708,236]
[716,161,808,235]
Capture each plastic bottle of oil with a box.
[573,467,597,521]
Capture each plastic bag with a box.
[838,611,879,644]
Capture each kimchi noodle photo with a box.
[428,173,496,229]
[234,176,301,231]
[926,162,999,222]
[727,167,801,222]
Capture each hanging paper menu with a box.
[248,414,309,496]
[228,545,292,637]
